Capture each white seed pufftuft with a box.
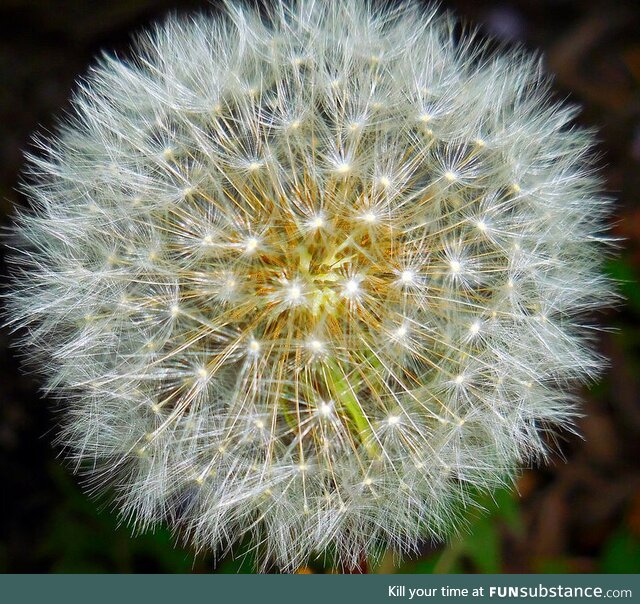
[5,0,614,572]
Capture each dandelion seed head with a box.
[5,0,614,572]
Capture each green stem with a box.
[432,538,464,574]
[326,358,379,457]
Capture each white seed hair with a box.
[5,0,614,572]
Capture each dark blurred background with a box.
[0,0,639,573]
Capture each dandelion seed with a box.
[318,401,333,417]
[309,215,324,230]
[394,325,408,339]
[400,270,415,284]
[245,237,259,253]
[288,285,302,301]
[344,279,360,297]
[308,339,323,352]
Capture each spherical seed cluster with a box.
[6,0,613,571]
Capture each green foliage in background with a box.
[26,453,640,574]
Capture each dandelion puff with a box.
[4,0,615,572]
